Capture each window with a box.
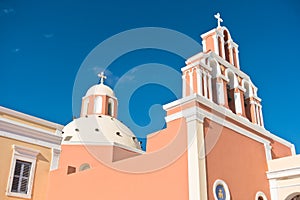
[7,145,39,199]
[255,191,267,200]
[108,98,114,116]
[11,160,31,194]
[213,179,231,200]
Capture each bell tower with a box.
[80,72,118,118]
[181,13,264,126]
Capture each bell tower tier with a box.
[181,13,264,127]
[80,72,118,118]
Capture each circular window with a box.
[213,179,230,200]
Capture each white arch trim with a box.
[224,68,238,89]
[213,179,231,200]
[255,191,268,200]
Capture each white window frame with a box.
[213,179,231,200]
[255,191,267,200]
[108,98,114,116]
[6,145,39,199]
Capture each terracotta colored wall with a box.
[204,119,271,199]
[0,136,52,200]
[47,144,189,200]
[271,140,292,159]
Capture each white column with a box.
[203,71,208,98]
[216,79,225,105]
[182,73,187,97]
[50,148,61,171]
[259,105,264,127]
[189,70,194,95]
[202,40,206,52]
[196,68,203,96]
[269,179,279,200]
[234,90,243,115]
[207,73,213,101]
[185,113,207,200]
[255,103,260,125]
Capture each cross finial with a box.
[98,72,107,84]
[214,13,223,28]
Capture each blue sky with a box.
[0,0,300,152]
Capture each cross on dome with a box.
[98,72,107,84]
[214,13,223,28]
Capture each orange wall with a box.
[47,145,189,200]
[204,119,271,199]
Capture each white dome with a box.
[85,84,115,97]
[62,115,142,151]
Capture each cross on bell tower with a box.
[98,72,107,84]
[214,13,223,28]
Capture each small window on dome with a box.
[79,163,91,171]
[64,136,72,141]
[116,132,122,137]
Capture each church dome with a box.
[62,115,142,151]
[85,83,115,97]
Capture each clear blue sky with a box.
[1,0,299,152]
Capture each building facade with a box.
[44,14,300,200]
[0,106,63,200]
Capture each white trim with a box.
[196,68,203,96]
[182,60,212,72]
[189,70,194,95]
[50,148,61,171]
[208,73,213,101]
[0,131,61,150]
[187,119,201,200]
[267,167,300,179]
[213,179,231,200]
[0,106,64,130]
[203,71,208,98]
[269,179,278,200]
[163,94,294,152]
[6,145,39,199]
[0,117,62,146]
[255,191,268,200]
[182,74,187,97]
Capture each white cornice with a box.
[0,117,62,148]
[0,106,64,130]
[267,167,300,180]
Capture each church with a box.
[1,14,300,200]
[45,14,300,200]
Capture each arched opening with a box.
[108,98,114,117]
[224,30,230,62]
[286,193,300,200]
[226,71,236,113]
[94,96,102,114]
[79,163,91,171]
[243,81,252,122]
[255,191,267,200]
[218,37,223,57]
